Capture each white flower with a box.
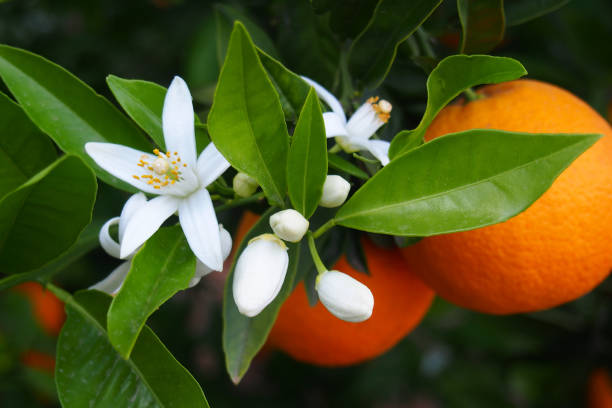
[90,193,233,294]
[233,234,289,317]
[301,76,392,166]
[316,270,374,322]
[269,209,309,243]
[85,76,231,271]
[319,175,350,208]
[233,172,258,197]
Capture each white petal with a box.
[301,76,346,123]
[362,139,391,166]
[120,195,180,258]
[269,209,309,243]
[99,217,121,258]
[90,261,131,295]
[233,235,289,317]
[323,112,349,138]
[118,193,148,243]
[192,225,233,278]
[162,76,197,167]
[316,270,374,322]
[85,142,159,194]
[346,102,385,140]
[178,188,223,271]
[196,142,230,187]
[319,175,351,208]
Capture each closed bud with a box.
[316,270,374,322]
[189,225,233,287]
[233,172,259,197]
[269,209,309,243]
[319,175,350,208]
[233,234,289,317]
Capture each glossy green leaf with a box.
[108,226,196,358]
[208,22,289,207]
[258,48,311,121]
[223,209,300,383]
[336,130,601,236]
[328,153,369,180]
[0,45,151,191]
[287,88,328,218]
[0,219,100,290]
[458,0,506,54]
[0,91,56,200]
[0,155,96,274]
[56,290,209,408]
[106,75,167,148]
[388,55,527,159]
[348,0,442,89]
[505,0,570,27]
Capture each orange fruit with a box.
[14,282,66,336]
[20,350,56,373]
[267,238,435,366]
[589,369,612,408]
[400,79,612,314]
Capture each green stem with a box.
[464,87,481,101]
[338,48,354,107]
[312,218,336,239]
[416,27,436,59]
[307,231,327,274]
[329,144,341,154]
[45,282,72,303]
[214,192,265,212]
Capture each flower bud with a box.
[269,209,309,243]
[189,225,233,287]
[233,172,259,197]
[316,270,374,322]
[319,175,350,208]
[233,234,289,317]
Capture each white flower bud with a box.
[233,172,259,197]
[233,234,289,317]
[269,209,309,243]
[316,270,374,322]
[189,225,233,287]
[319,175,350,208]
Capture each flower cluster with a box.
[88,75,387,324]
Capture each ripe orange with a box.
[20,350,56,373]
[589,369,612,408]
[14,282,65,336]
[267,238,435,366]
[400,79,612,314]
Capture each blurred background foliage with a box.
[1,0,611,407]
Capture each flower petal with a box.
[196,142,230,187]
[85,142,159,194]
[346,102,385,141]
[323,112,349,138]
[350,139,391,166]
[301,76,346,123]
[120,195,180,258]
[118,193,148,243]
[90,261,131,295]
[178,188,223,271]
[99,217,121,258]
[162,76,197,167]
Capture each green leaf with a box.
[336,130,601,236]
[328,0,380,39]
[56,290,209,408]
[107,226,196,359]
[106,76,209,154]
[287,88,328,218]
[0,155,96,275]
[458,0,506,54]
[208,22,289,207]
[185,14,221,92]
[0,91,56,200]
[348,0,443,89]
[328,153,369,180]
[213,3,280,65]
[223,209,300,383]
[0,219,100,290]
[258,48,311,121]
[0,45,151,191]
[106,75,167,148]
[505,0,570,27]
[388,55,527,159]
